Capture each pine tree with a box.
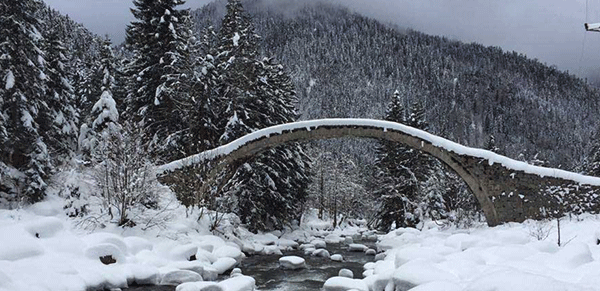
[124,0,194,161]
[0,0,51,203]
[584,130,600,177]
[79,38,121,161]
[212,0,311,231]
[40,24,79,160]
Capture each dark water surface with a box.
[125,241,375,291]
[241,241,375,291]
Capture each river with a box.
[127,240,376,291]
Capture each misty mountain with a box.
[192,0,600,170]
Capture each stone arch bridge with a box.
[157,119,600,227]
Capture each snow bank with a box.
[157,118,600,186]
[362,216,600,291]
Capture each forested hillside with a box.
[193,0,600,170]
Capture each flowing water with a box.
[126,241,376,291]
[241,241,376,291]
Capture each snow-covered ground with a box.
[337,217,600,291]
[2,181,600,291]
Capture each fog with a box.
[334,0,600,81]
[43,0,600,80]
[43,0,212,43]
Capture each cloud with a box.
[43,0,600,80]
[44,0,213,43]
[333,0,600,80]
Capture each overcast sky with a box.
[44,0,600,80]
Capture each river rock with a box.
[304,247,316,255]
[311,239,327,249]
[242,242,264,255]
[279,256,306,269]
[230,268,243,277]
[160,270,202,286]
[325,234,343,244]
[339,269,353,278]
[348,244,368,252]
[202,266,218,281]
[171,244,198,261]
[24,217,64,238]
[168,260,206,275]
[212,257,238,274]
[176,282,223,291]
[365,249,376,256]
[374,253,386,261]
[344,237,354,245]
[85,243,125,264]
[331,254,343,262]
[299,244,315,250]
[323,277,369,291]
[312,249,331,258]
[217,275,255,291]
[213,245,243,261]
[278,239,299,249]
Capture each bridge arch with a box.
[158,119,600,227]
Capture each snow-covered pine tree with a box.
[0,0,51,203]
[584,129,600,177]
[40,24,79,160]
[125,0,194,162]
[373,90,421,231]
[187,24,221,155]
[79,38,121,161]
[212,0,311,231]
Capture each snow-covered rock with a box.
[344,237,354,244]
[24,217,64,238]
[213,245,243,260]
[212,257,238,274]
[171,244,199,261]
[325,234,343,244]
[304,247,316,255]
[202,266,218,281]
[124,236,153,255]
[323,277,368,291]
[299,243,315,250]
[338,268,353,278]
[129,264,160,285]
[348,244,367,252]
[312,248,331,258]
[279,256,306,269]
[311,239,327,249]
[176,281,223,291]
[331,254,343,262]
[0,227,44,261]
[277,238,299,249]
[168,260,207,276]
[365,249,376,256]
[217,275,255,291]
[84,243,125,264]
[263,245,283,255]
[242,242,264,255]
[160,270,202,286]
[254,233,278,245]
[230,268,242,277]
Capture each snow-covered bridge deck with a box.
[158,119,600,226]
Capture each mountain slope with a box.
[192,0,600,170]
